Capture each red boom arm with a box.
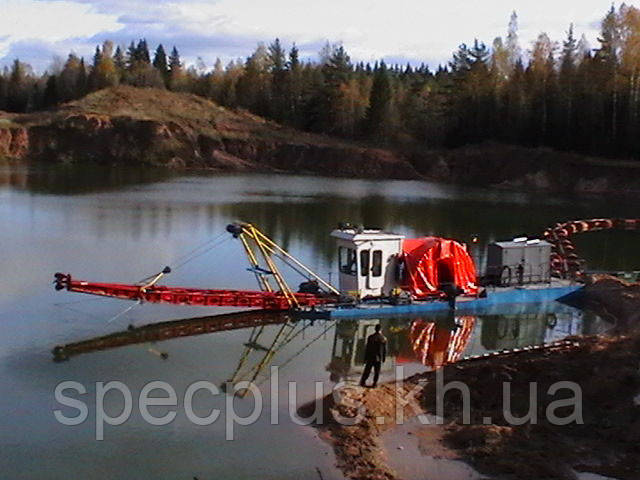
[54,273,333,311]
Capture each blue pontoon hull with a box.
[328,284,583,320]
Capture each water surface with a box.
[0,164,634,479]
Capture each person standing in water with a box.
[359,324,387,388]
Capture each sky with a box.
[0,0,621,73]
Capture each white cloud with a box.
[0,0,120,64]
[0,0,617,71]
[184,0,607,62]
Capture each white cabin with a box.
[331,227,405,298]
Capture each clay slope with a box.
[0,86,419,179]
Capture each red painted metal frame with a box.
[55,274,333,310]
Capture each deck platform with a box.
[324,281,583,320]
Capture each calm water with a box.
[0,164,636,479]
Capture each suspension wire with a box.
[53,298,140,327]
[272,318,316,351]
[171,232,226,267]
[251,319,333,378]
[275,321,337,372]
[54,303,111,322]
[53,297,111,307]
[172,232,227,269]
[172,235,232,270]
[106,300,141,324]
[53,231,236,327]
[135,233,232,284]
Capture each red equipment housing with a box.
[401,237,478,298]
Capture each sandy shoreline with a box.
[302,276,640,480]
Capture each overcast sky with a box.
[0,0,618,73]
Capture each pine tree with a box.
[168,46,181,72]
[113,46,126,81]
[268,38,287,120]
[114,46,126,70]
[92,46,102,70]
[284,44,302,125]
[89,42,118,91]
[43,75,58,108]
[137,39,151,64]
[561,25,578,73]
[7,59,30,112]
[528,33,557,143]
[365,60,393,138]
[316,45,354,134]
[153,44,169,85]
[207,58,224,102]
[619,5,640,155]
[596,5,622,147]
[237,44,270,114]
[323,45,352,84]
[559,24,578,147]
[0,74,6,111]
[126,41,137,70]
[77,58,87,96]
[268,38,286,72]
[168,46,184,90]
[506,11,521,67]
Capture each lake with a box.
[0,164,636,479]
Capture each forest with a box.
[1,5,640,160]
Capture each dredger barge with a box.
[53,219,639,319]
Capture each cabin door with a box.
[367,249,385,292]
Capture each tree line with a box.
[1,5,640,159]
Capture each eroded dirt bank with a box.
[0,87,418,180]
[411,143,640,196]
[305,276,640,480]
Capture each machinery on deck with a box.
[485,238,553,286]
[54,222,479,311]
[331,224,477,300]
[55,218,637,316]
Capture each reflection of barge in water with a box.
[328,302,605,381]
[53,301,602,396]
[54,222,584,320]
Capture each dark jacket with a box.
[364,332,387,363]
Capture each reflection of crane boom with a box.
[223,318,336,397]
[52,310,290,361]
[52,309,334,398]
[224,321,297,395]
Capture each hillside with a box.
[0,86,418,179]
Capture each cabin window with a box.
[339,247,357,276]
[372,250,383,277]
[360,249,370,276]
